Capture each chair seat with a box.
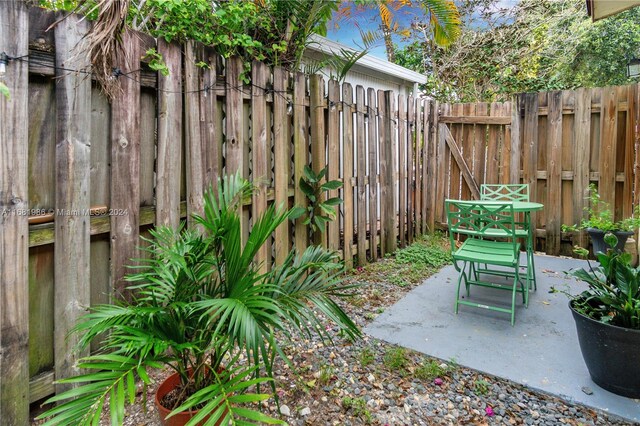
[481,228,528,238]
[453,238,518,266]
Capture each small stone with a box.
[367,373,375,382]
[581,386,594,395]
[299,407,311,416]
[498,393,506,401]
[279,405,291,416]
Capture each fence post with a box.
[367,88,378,260]
[397,94,406,247]
[355,86,368,264]
[54,11,91,392]
[599,87,618,207]
[327,79,341,251]
[0,1,30,422]
[510,95,522,185]
[574,88,591,249]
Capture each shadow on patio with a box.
[364,254,640,423]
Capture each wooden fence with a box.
[2,6,640,424]
[0,7,436,421]
[437,86,640,257]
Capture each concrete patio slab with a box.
[365,254,640,423]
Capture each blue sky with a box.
[325,4,426,59]
[325,1,521,60]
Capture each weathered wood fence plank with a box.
[293,72,308,256]
[0,1,30,422]
[273,66,289,265]
[546,91,562,254]
[398,94,407,247]
[185,41,205,229]
[367,88,378,260]
[573,89,591,248]
[310,75,327,247]
[342,83,355,267]
[53,12,91,393]
[355,86,367,264]
[327,80,340,251]
[156,40,183,229]
[252,61,269,272]
[110,29,140,296]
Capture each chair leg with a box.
[455,262,468,314]
[529,250,537,291]
[510,275,517,326]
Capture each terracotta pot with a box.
[154,370,224,426]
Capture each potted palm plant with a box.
[38,174,361,425]
[563,184,640,254]
[562,237,640,398]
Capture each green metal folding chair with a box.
[480,183,536,292]
[480,184,529,201]
[446,200,526,326]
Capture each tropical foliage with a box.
[335,0,461,62]
[568,238,640,330]
[299,165,343,242]
[396,0,640,102]
[38,175,360,425]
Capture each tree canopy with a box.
[395,0,640,102]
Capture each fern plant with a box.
[299,165,343,241]
[38,174,360,425]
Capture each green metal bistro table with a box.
[511,201,543,294]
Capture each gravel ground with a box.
[32,245,637,426]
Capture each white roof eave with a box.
[305,34,427,85]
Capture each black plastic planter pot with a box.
[570,301,640,398]
[586,228,633,255]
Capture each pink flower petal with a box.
[434,378,443,386]
[485,406,494,417]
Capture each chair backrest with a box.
[480,184,529,201]
[445,200,518,254]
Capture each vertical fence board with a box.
[377,90,387,255]
[327,80,340,251]
[428,101,439,230]
[201,48,220,186]
[156,40,182,229]
[599,87,618,206]
[110,30,140,296]
[437,103,451,225]
[632,84,640,211]
[406,96,414,242]
[546,91,562,255]
[342,83,355,267]
[273,67,289,264]
[356,86,367,264]
[450,104,463,199]
[509,97,521,184]
[624,85,635,217]
[460,103,475,200]
[398,94,406,247]
[383,91,397,253]
[422,100,431,232]
[414,100,423,233]
[474,103,488,188]
[0,1,30,421]
[252,61,269,271]
[54,13,91,391]
[310,75,327,247]
[140,92,156,206]
[185,41,204,229]
[574,89,591,248]
[293,72,308,255]
[522,94,539,201]
[487,102,501,184]
[367,88,378,260]
[225,57,244,178]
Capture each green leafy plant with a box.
[38,174,360,425]
[563,184,640,232]
[383,347,408,371]
[143,48,169,76]
[299,165,343,240]
[358,346,375,367]
[415,359,447,381]
[341,396,372,423]
[0,82,10,100]
[474,378,491,395]
[565,234,640,329]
